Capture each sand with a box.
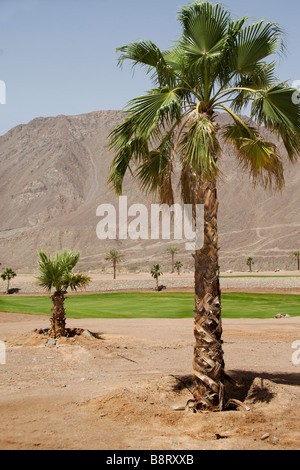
[0,309,300,450]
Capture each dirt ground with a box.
[0,308,300,450]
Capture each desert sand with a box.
[0,303,300,450]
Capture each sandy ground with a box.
[0,309,300,450]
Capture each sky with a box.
[0,0,299,135]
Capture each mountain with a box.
[0,110,299,273]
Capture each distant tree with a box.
[150,264,163,291]
[167,247,179,273]
[1,268,16,294]
[105,249,125,279]
[293,251,300,271]
[246,257,254,272]
[174,260,183,275]
[37,250,91,338]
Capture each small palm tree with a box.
[167,246,179,273]
[37,250,91,338]
[246,257,254,272]
[150,264,163,291]
[174,260,183,275]
[105,249,124,279]
[293,251,300,271]
[1,268,16,294]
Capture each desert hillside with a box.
[0,110,299,273]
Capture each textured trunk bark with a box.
[193,180,225,411]
[50,291,66,338]
[113,261,116,280]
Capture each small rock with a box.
[270,436,279,444]
[261,433,270,441]
[47,339,56,346]
[83,329,93,340]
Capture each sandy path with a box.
[0,313,300,450]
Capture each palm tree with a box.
[174,260,183,275]
[150,264,163,291]
[1,268,16,294]
[167,246,179,273]
[246,257,254,272]
[105,249,124,279]
[37,250,91,338]
[293,251,300,271]
[107,1,300,410]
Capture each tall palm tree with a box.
[37,250,91,338]
[107,1,300,410]
[105,249,124,279]
[293,251,300,271]
[167,246,179,273]
[150,264,163,291]
[1,268,16,294]
[246,257,254,272]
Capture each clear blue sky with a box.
[0,0,299,135]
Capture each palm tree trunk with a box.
[193,180,225,411]
[6,278,10,294]
[113,261,116,279]
[171,253,174,273]
[50,291,66,338]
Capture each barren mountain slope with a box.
[0,110,299,273]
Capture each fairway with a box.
[0,292,299,319]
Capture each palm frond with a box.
[231,20,284,75]
[125,87,181,140]
[222,119,284,190]
[117,40,176,87]
[251,84,300,161]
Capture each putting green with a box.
[0,292,299,319]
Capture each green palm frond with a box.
[117,40,176,87]
[125,87,181,139]
[222,119,284,189]
[251,84,300,161]
[63,272,91,292]
[231,20,284,75]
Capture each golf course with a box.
[0,292,299,319]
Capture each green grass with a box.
[0,292,299,319]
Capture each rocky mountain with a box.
[0,110,299,273]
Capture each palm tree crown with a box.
[108,1,300,201]
[37,250,90,294]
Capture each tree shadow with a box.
[171,370,300,405]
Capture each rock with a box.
[261,433,270,441]
[83,329,94,340]
[47,339,56,347]
[270,437,279,444]
[275,314,283,319]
